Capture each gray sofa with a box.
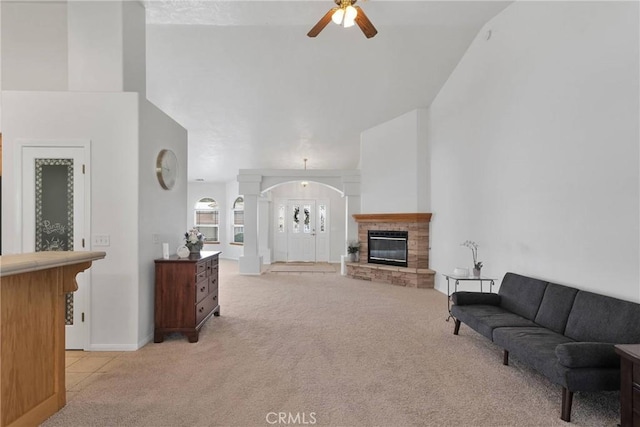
[451,272,640,422]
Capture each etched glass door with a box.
[22,146,88,349]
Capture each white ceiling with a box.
[144,1,511,182]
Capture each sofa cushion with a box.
[493,327,575,386]
[452,292,501,306]
[555,342,619,369]
[565,291,640,343]
[498,273,548,320]
[451,305,538,341]
[534,283,578,334]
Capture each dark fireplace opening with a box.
[368,230,408,268]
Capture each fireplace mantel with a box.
[353,213,432,223]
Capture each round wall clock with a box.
[156,149,178,190]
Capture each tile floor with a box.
[65,351,125,401]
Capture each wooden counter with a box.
[0,251,105,427]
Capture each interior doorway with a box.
[21,142,91,350]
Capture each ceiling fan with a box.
[307,0,378,39]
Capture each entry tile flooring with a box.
[65,350,125,401]
[266,262,340,274]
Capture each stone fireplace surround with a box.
[346,213,435,288]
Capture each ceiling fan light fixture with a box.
[331,8,344,25]
[343,5,357,27]
[307,0,377,38]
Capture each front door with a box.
[287,200,316,262]
[21,145,89,349]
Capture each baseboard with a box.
[138,332,153,349]
[86,343,140,351]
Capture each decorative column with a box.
[342,173,361,251]
[342,173,361,274]
[238,174,263,274]
[258,193,272,264]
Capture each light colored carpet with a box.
[43,259,619,427]
[268,263,337,273]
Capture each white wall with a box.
[68,1,123,92]
[123,1,147,95]
[3,92,189,350]
[1,1,68,90]
[138,100,188,346]
[428,1,639,302]
[2,91,141,348]
[1,0,189,349]
[361,109,430,213]
[67,1,146,94]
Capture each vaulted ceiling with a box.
[144,1,511,182]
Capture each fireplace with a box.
[368,230,408,267]
[347,213,435,288]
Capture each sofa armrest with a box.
[452,292,501,306]
[555,342,620,368]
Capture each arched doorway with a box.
[237,169,360,274]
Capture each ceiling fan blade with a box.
[354,6,378,38]
[307,8,338,38]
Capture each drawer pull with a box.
[200,286,206,292]
[213,295,217,301]
[199,307,204,313]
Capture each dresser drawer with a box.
[196,270,207,284]
[210,288,219,307]
[209,275,218,294]
[195,278,208,303]
[196,261,207,275]
[196,295,214,326]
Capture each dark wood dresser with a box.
[154,251,221,343]
[615,344,640,427]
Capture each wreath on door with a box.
[293,207,300,224]
[304,208,310,226]
[293,207,311,226]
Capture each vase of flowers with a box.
[347,241,360,262]
[462,240,483,277]
[185,229,204,254]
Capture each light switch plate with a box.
[93,235,110,246]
